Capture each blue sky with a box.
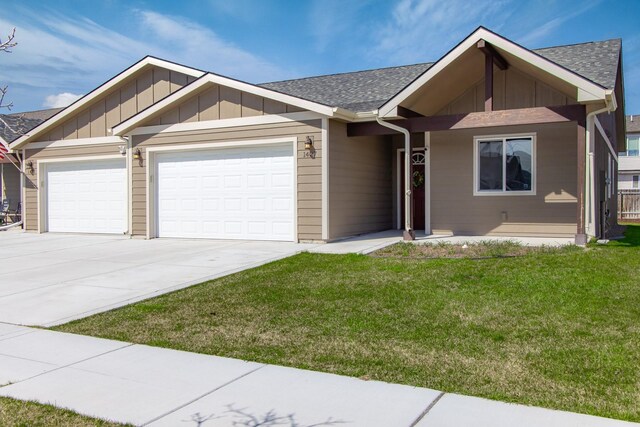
[2,0,639,113]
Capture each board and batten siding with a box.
[141,84,305,127]
[131,120,322,241]
[22,144,125,231]
[436,67,577,116]
[429,122,578,237]
[37,66,195,142]
[328,120,392,239]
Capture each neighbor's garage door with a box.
[46,159,127,234]
[155,144,295,241]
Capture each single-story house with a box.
[8,27,625,244]
[1,108,61,217]
[618,115,640,189]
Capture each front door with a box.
[401,150,426,231]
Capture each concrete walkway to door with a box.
[0,231,316,326]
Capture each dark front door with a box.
[401,150,426,231]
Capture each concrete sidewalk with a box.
[0,325,635,427]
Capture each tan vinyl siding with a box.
[141,84,301,127]
[36,67,192,142]
[428,122,578,237]
[328,120,392,239]
[131,120,322,241]
[436,67,577,116]
[22,144,125,231]
[1,163,20,212]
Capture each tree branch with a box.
[0,28,17,52]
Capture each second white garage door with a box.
[155,144,295,241]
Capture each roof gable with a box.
[378,27,616,117]
[112,73,340,136]
[10,57,205,150]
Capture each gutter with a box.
[375,116,414,240]
[585,90,617,238]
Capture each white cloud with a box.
[517,0,603,46]
[0,6,287,111]
[43,92,82,108]
[373,0,512,63]
[137,10,284,81]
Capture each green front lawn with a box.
[55,226,640,422]
[0,397,126,426]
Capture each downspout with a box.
[585,93,616,238]
[375,116,414,240]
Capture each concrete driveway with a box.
[0,231,314,326]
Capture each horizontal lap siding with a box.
[131,120,322,241]
[23,144,125,231]
[328,120,392,239]
[430,122,578,237]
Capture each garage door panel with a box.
[46,159,126,234]
[156,144,295,241]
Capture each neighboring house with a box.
[0,108,61,215]
[619,115,640,189]
[8,27,625,244]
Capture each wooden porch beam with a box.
[346,104,586,136]
[575,114,587,244]
[484,51,493,112]
[477,39,508,70]
[396,106,424,118]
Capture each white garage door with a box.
[46,159,127,234]
[156,144,295,241]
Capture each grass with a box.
[0,397,126,426]
[55,226,640,422]
[374,239,571,259]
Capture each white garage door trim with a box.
[146,137,298,241]
[37,155,128,234]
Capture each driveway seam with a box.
[408,392,445,427]
[141,364,267,426]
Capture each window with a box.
[620,135,640,157]
[475,135,535,195]
[633,175,639,189]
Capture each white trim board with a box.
[10,57,205,150]
[472,133,537,197]
[321,118,329,240]
[378,27,610,118]
[126,112,323,136]
[144,137,299,241]
[112,74,340,136]
[25,136,126,150]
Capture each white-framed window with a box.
[473,134,536,196]
[633,175,639,189]
[620,135,640,157]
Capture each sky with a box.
[1,0,639,114]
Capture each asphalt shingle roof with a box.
[0,108,62,143]
[260,39,621,113]
[627,115,640,134]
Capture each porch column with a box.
[576,118,587,245]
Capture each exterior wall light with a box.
[133,148,143,166]
[26,160,34,175]
[304,136,316,159]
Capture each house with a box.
[0,108,61,217]
[8,27,625,244]
[618,115,640,189]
